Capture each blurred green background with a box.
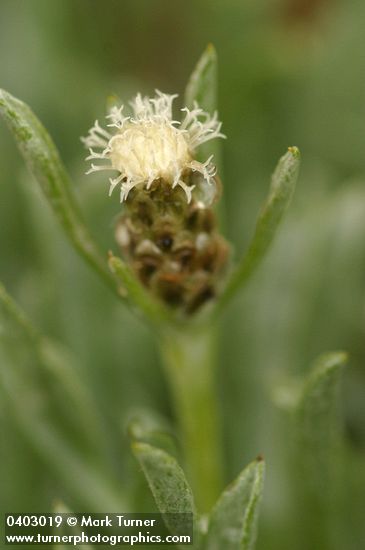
[1,1,365,549]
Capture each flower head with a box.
[82,91,225,203]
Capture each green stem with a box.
[159,324,223,512]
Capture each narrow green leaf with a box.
[132,442,195,536]
[291,352,348,548]
[2,383,127,512]
[0,88,117,295]
[185,43,217,116]
[185,44,226,232]
[205,458,265,550]
[217,147,300,312]
[185,44,222,168]
[108,254,171,325]
[0,282,127,511]
[132,442,195,514]
[295,351,348,488]
[0,281,106,455]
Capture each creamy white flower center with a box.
[82,91,225,203]
[109,121,191,184]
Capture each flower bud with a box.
[83,91,230,314]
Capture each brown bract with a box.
[115,178,230,315]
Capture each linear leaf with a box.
[0,88,117,295]
[132,441,195,514]
[291,352,348,548]
[217,147,300,311]
[0,281,106,454]
[185,44,221,167]
[0,282,127,511]
[205,458,265,550]
[132,442,195,537]
[295,351,348,489]
[185,43,217,115]
[2,376,127,512]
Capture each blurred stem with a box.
[159,324,223,512]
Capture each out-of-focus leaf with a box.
[204,457,265,550]
[184,44,222,168]
[290,352,348,550]
[0,88,117,295]
[185,43,217,115]
[217,147,300,312]
[3,389,127,512]
[0,282,127,511]
[295,351,348,488]
[0,281,105,454]
[132,442,195,536]
[127,408,179,459]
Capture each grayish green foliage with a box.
[1,34,353,549]
[287,352,348,550]
[0,0,363,546]
[185,44,217,115]
[0,89,117,295]
[204,459,265,550]
[132,442,195,515]
[132,442,196,538]
[131,433,265,549]
[0,282,105,453]
[0,47,293,549]
[0,89,173,325]
[295,351,348,490]
[0,282,127,512]
[184,44,221,168]
[0,72,300,327]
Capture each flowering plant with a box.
[0,46,348,549]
